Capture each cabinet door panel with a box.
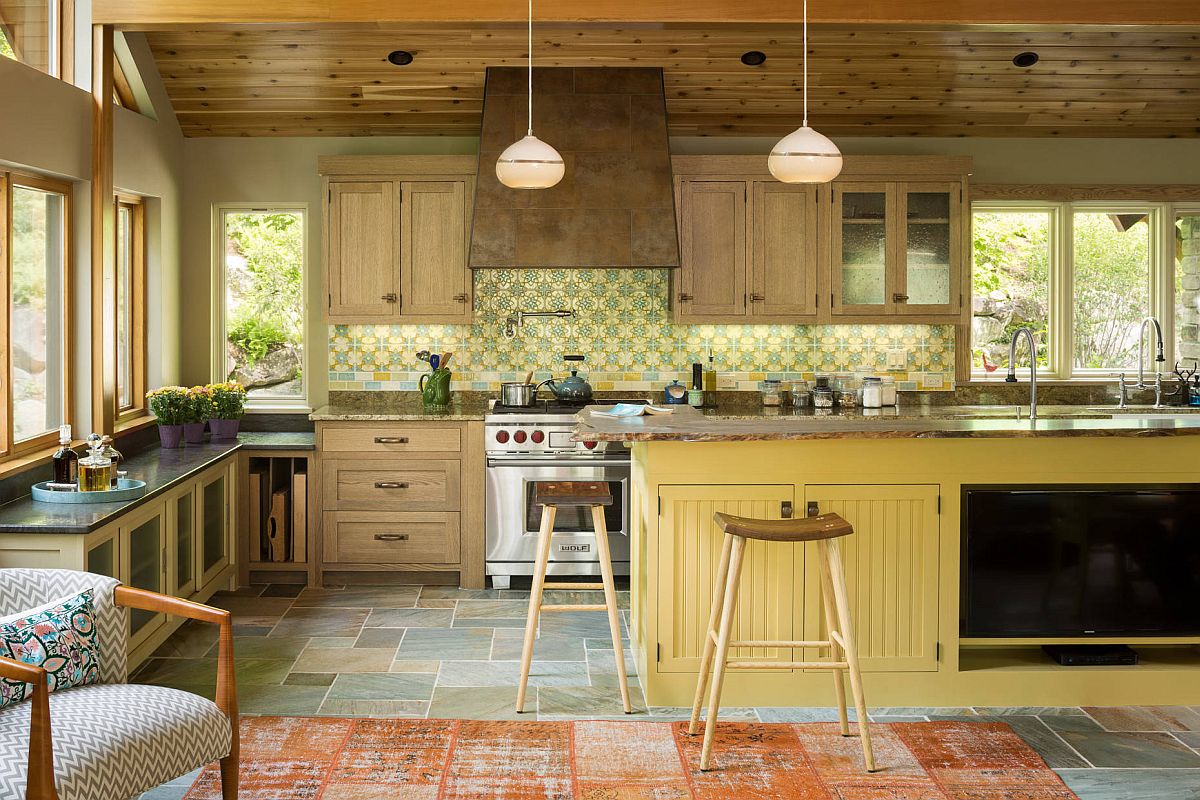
[896,182,962,316]
[751,182,818,319]
[198,467,232,589]
[657,485,798,673]
[327,181,398,320]
[678,181,747,319]
[802,485,940,672]
[400,180,471,320]
[831,182,896,315]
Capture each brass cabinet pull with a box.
[678,293,693,302]
[806,500,820,518]
[373,436,409,444]
[892,293,910,303]
[453,293,469,302]
[374,481,410,489]
[750,293,765,302]
[381,293,398,302]
[373,534,410,542]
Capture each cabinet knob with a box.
[453,293,469,302]
[374,481,410,489]
[678,293,693,302]
[381,293,398,303]
[892,293,910,303]
[750,293,765,302]
[373,533,410,542]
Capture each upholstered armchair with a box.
[0,569,238,800]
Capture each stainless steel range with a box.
[484,399,641,589]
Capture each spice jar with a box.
[834,378,860,409]
[759,379,784,407]
[790,380,811,409]
[880,376,897,406]
[862,376,883,409]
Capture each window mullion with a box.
[1053,203,1073,380]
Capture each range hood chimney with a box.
[470,67,680,269]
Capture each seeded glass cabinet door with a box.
[198,464,233,590]
[831,182,896,315]
[895,182,962,317]
[120,500,167,647]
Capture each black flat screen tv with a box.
[962,486,1200,637]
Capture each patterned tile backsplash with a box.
[328,269,955,392]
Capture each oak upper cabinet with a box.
[327,181,399,320]
[830,177,965,320]
[320,156,476,324]
[752,181,819,319]
[677,180,747,319]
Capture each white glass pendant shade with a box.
[496,134,565,189]
[768,125,843,183]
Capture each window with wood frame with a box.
[2,171,71,457]
[116,194,146,419]
[0,0,73,80]
[112,53,139,111]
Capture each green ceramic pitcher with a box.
[420,368,451,408]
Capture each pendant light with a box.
[496,0,565,189]
[768,0,842,183]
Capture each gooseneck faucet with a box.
[1005,327,1038,421]
[1135,316,1166,408]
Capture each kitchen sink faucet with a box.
[1134,316,1166,408]
[1005,327,1038,421]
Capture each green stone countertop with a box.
[0,432,311,534]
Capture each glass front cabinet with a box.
[198,462,235,591]
[831,180,963,319]
[167,483,198,597]
[119,500,168,649]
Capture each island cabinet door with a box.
[801,485,940,672]
[656,485,800,673]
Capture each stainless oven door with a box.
[485,457,631,575]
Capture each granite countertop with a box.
[310,398,489,421]
[574,404,1200,442]
[0,432,311,534]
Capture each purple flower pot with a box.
[159,424,184,449]
[183,422,207,444]
[209,418,241,440]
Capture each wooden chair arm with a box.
[0,656,57,800]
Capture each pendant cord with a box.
[527,0,534,136]
[802,0,808,128]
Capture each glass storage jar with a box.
[862,376,883,409]
[759,379,784,407]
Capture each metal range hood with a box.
[470,67,680,269]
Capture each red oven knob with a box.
[583,441,598,450]
[530,430,545,444]
[513,430,528,444]
[495,430,509,444]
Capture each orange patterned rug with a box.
[183,717,1079,799]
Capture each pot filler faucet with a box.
[1005,327,1038,421]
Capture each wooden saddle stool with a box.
[515,481,631,714]
[687,511,876,773]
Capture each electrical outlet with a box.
[717,374,737,390]
[923,372,945,389]
[886,348,908,370]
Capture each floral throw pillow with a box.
[0,591,102,709]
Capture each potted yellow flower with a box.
[183,385,215,444]
[208,382,247,440]
[146,386,189,448]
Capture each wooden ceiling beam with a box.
[94,0,1200,28]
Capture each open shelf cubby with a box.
[959,644,1200,673]
[247,456,310,569]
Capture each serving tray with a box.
[32,478,148,504]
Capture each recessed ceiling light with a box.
[1012,51,1039,68]
[387,50,414,66]
[741,50,767,66]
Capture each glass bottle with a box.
[78,434,114,493]
[99,436,124,489]
[51,425,79,486]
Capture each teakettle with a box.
[542,355,593,401]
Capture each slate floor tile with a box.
[237,684,328,715]
[454,599,530,619]
[206,595,296,627]
[284,672,337,686]
[396,627,494,661]
[293,646,397,673]
[205,635,310,661]
[150,620,218,658]
[1085,705,1200,732]
[1042,714,1200,768]
[271,606,369,638]
[1056,768,1200,800]
[428,686,525,720]
[364,607,455,628]
[538,685,648,717]
[419,587,500,599]
[354,627,407,649]
[390,660,441,673]
[491,630,587,662]
[328,672,437,701]
[294,585,421,608]
[259,583,305,598]
[437,659,590,688]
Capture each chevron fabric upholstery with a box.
[0,683,232,800]
[0,569,127,684]
[0,570,233,800]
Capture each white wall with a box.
[0,29,184,433]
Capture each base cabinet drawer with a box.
[323,512,461,565]
[323,459,460,511]
[320,425,461,455]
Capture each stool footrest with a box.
[725,661,850,671]
[540,604,609,612]
[543,582,604,590]
[707,630,832,649]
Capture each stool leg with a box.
[591,504,632,714]
[817,544,850,737]
[516,504,556,713]
[700,535,746,772]
[823,539,876,772]
[688,532,735,735]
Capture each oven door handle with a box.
[486,458,631,469]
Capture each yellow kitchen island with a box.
[577,406,1200,708]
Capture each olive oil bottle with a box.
[51,425,79,485]
[78,434,113,492]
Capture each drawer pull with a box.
[374,481,410,489]
[373,534,410,542]
[373,436,410,444]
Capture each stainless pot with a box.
[499,382,538,407]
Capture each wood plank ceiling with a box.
[146,25,1200,138]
